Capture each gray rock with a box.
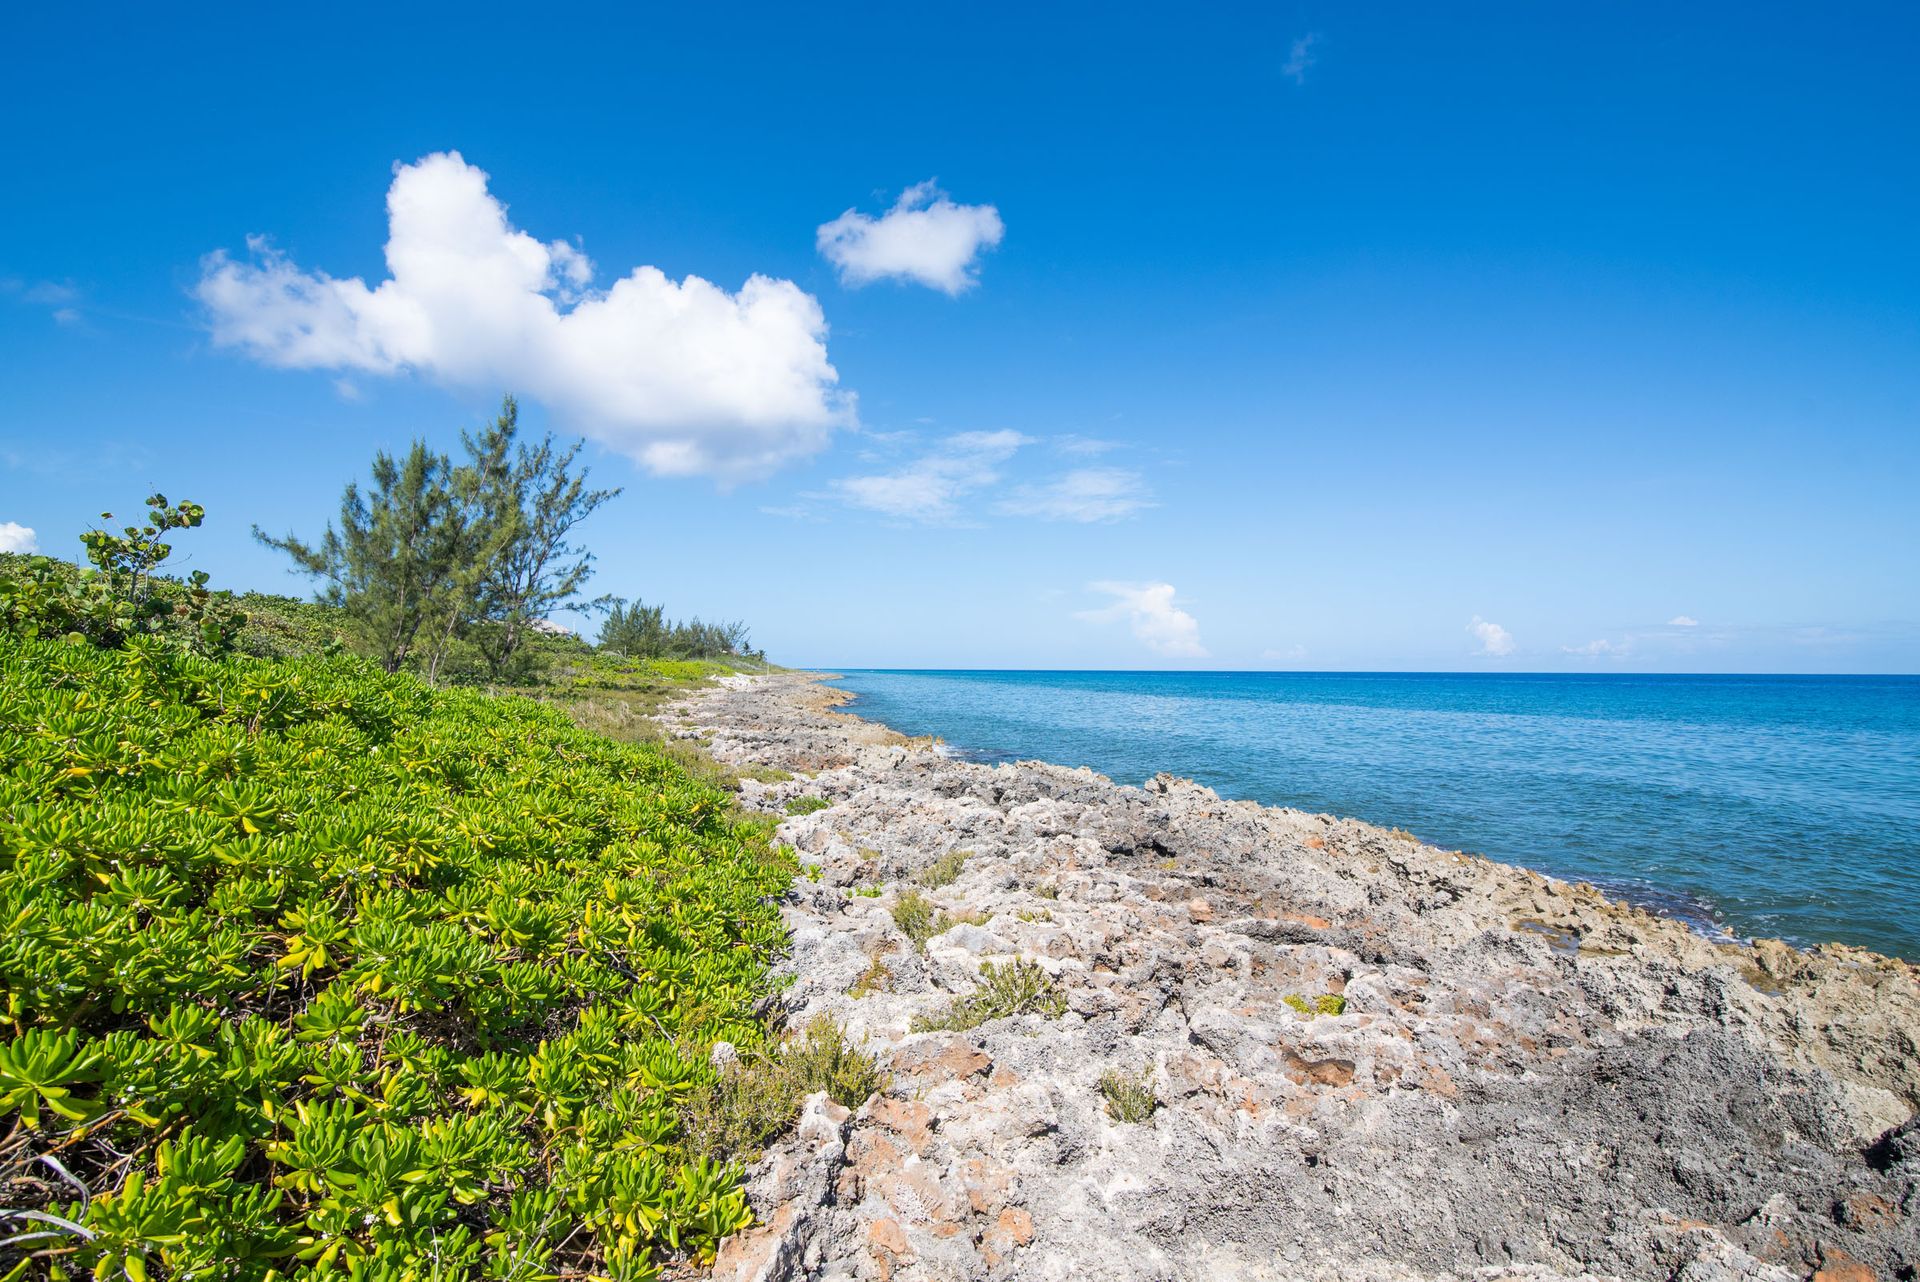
[683,673,1920,1282]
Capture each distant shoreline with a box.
[809,667,1920,961]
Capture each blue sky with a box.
[3,2,1915,671]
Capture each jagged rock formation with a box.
[672,674,1918,1282]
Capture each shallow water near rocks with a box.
[826,670,1920,959]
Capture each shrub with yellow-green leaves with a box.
[0,631,797,1280]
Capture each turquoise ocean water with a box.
[823,671,1920,960]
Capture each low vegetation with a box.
[911,961,1068,1033]
[891,889,947,951]
[783,796,831,817]
[1283,993,1348,1017]
[680,1017,888,1163]
[913,849,968,889]
[1098,1069,1160,1124]
[0,490,832,1281]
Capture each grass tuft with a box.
[682,1016,889,1162]
[785,795,832,816]
[915,849,969,888]
[1098,1068,1160,1123]
[911,960,1067,1033]
[892,889,947,951]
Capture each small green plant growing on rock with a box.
[849,951,891,998]
[915,849,969,888]
[1098,1069,1159,1124]
[1033,881,1059,900]
[785,795,831,816]
[1017,908,1053,923]
[783,1015,890,1107]
[892,889,948,951]
[851,884,885,898]
[912,960,1067,1033]
[1283,993,1347,1017]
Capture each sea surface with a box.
[823,670,1920,960]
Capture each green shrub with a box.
[782,1015,890,1107]
[1098,1069,1159,1123]
[0,628,796,1277]
[914,849,968,888]
[784,795,831,816]
[911,961,1067,1033]
[679,1016,888,1163]
[0,494,247,654]
[891,889,946,951]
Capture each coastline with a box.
[672,671,1919,1282]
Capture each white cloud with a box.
[197,151,848,481]
[6,279,85,327]
[996,467,1153,523]
[830,429,1028,522]
[1079,581,1208,658]
[0,522,39,554]
[1668,615,1699,627]
[1054,435,1120,457]
[1562,638,1628,658]
[1282,33,1320,84]
[1467,615,1516,657]
[817,181,1004,294]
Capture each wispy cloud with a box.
[1563,638,1629,658]
[816,180,1004,294]
[1079,581,1208,658]
[995,467,1153,523]
[5,278,85,327]
[1282,32,1320,84]
[1667,615,1699,627]
[1467,615,1516,657]
[196,151,849,481]
[758,504,825,523]
[829,429,1029,522]
[1054,434,1120,457]
[0,521,38,554]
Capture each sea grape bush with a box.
[0,495,247,655]
[0,629,798,1278]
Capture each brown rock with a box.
[1187,897,1214,922]
[869,1216,914,1260]
[1283,1051,1356,1088]
[869,1096,935,1153]
[894,1035,992,1081]
[1839,1190,1897,1230]
[1812,1246,1877,1282]
[982,1205,1037,1266]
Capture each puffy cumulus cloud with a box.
[830,430,1028,522]
[1079,581,1208,658]
[197,152,848,482]
[996,467,1153,523]
[0,521,39,554]
[1668,615,1700,627]
[1467,615,1516,657]
[816,181,1004,294]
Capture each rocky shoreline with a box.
[670,672,1917,1282]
